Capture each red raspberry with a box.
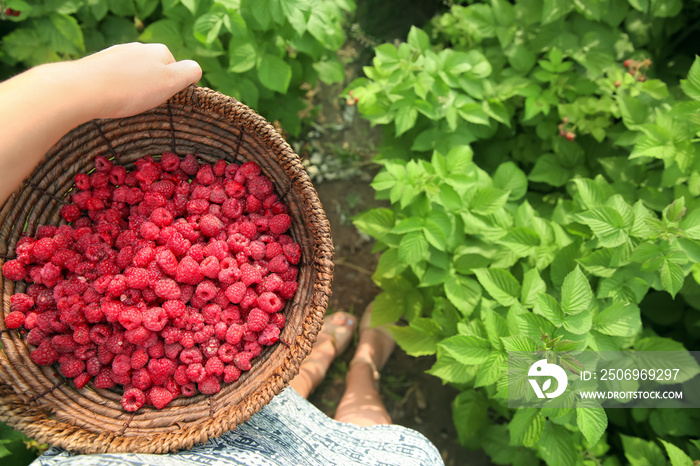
[31,237,58,262]
[195,164,215,185]
[224,180,245,198]
[60,204,82,222]
[131,349,149,370]
[109,165,127,185]
[75,173,91,190]
[2,260,26,281]
[278,281,298,300]
[269,312,286,329]
[148,358,175,386]
[257,292,284,314]
[180,347,203,365]
[223,365,242,383]
[148,340,165,359]
[269,214,291,235]
[119,307,142,331]
[282,243,301,264]
[240,263,262,286]
[156,249,179,276]
[280,265,298,282]
[199,256,220,279]
[131,367,152,391]
[247,175,274,199]
[260,274,282,293]
[176,256,203,285]
[112,354,132,376]
[60,357,85,378]
[150,207,173,227]
[225,282,246,304]
[185,362,206,383]
[74,372,92,389]
[245,194,262,214]
[94,368,116,389]
[198,376,221,395]
[268,255,289,274]
[30,340,59,365]
[93,155,113,173]
[258,325,280,346]
[73,325,91,345]
[180,154,200,175]
[160,151,180,172]
[194,280,217,302]
[205,356,224,377]
[4,310,25,329]
[149,386,174,409]
[233,351,254,371]
[225,323,244,345]
[165,343,183,361]
[240,288,258,309]
[143,306,168,332]
[265,242,283,260]
[108,275,128,297]
[244,340,263,357]
[10,294,34,317]
[121,387,146,412]
[51,334,78,353]
[200,214,224,237]
[139,221,160,240]
[238,221,257,239]
[240,162,261,178]
[218,343,238,363]
[125,267,149,290]
[181,382,197,397]
[246,308,269,332]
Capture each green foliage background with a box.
[3,0,700,464]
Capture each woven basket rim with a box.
[0,85,334,454]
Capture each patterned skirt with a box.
[33,388,444,466]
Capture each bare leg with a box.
[334,304,395,426]
[289,312,356,399]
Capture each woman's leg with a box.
[334,304,395,426]
[289,312,356,399]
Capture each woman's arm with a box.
[0,42,202,205]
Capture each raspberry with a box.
[198,376,221,395]
[240,263,262,286]
[112,354,132,376]
[131,367,152,391]
[108,274,128,297]
[119,307,142,331]
[60,357,85,378]
[258,325,280,346]
[156,249,179,276]
[218,343,238,363]
[225,323,244,345]
[240,288,258,309]
[240,161,261,178]
[109,165,127,185]
[200,256,220,279]
[4,310,25,329]
[185,363,206,383]
[223,365,242,383]
[265,242,283,260]
[246,308,269,332]
[175,256,203,285]
[148,358,175,386]
[149,386,174,409]
[143,307,168,332]
[122,387,147,412]
[195,280,217,302]
[244,340,262,357]
[269,214,291,236]
[94,368,116,389]
[52,334,79,353]
[238,221,257,239]
[148,340,165,358]
[30,340,59,365]
[73,325,91,345]
[131,349,149,370]
[2,260,26,281]
[278,281,298,300]
[282,243,301,264]
[205,356,224,377]
[257,292,284,314]
[180,154,199,175]
[60,204,82,222]
[196,164,216,186]
[247,175,274,199]
[199,214,224,237]
[160,151,180,172]
[268,255,289,274]
[224,180,245,198]
[225,282,246,304]
[31,237,58,262]
[260,274,282,293]
[150,207,173,227]
[139,221,160,240]
[125,267,149,290]
[245,194,262,214]
[233,351,254,371]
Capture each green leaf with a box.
[398,231,429,265]
[660,260,684,298]
[501,335,539,352]
[576,405,607,446]
[407,25,430,52]
[577,207,629,247]
[483,308,509,350]
[663,197,686,224]
[493,162,528,201]
[509,409,544,447]
[594,302,641,336]
[621,434,666,466]
[634,337,700,383]
[395,105,418,136]
[445,146,473,173]
[660,440,694,466]
[469,188,509,215]
[521,269,547,308]
[428,347,476,384]
[453,390,489,444]
[258,54,292,93]
[193,13,224,44]
[538,423,578,466]
[529,154,571,187]
[229,40,257,73]
[444,275,482,316]
[681,56,700,101]
[439,335,491,365]
[534,294,565,326]
[388,324,439,356]
[313,59,345,85]
[560,266,593,314]
[47,13,85,54]
[499,227,540,258]
[475,352,506,387]
[353,208,394,238]
[541,0,574,24]
[475,268,521,307]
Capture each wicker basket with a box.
[0,85,333,454]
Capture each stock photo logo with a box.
[528,359,568,399]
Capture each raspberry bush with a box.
[2,153,300,412]
[349,0,700,465]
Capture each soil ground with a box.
[299,42,492,466]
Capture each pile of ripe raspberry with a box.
[2,152,301,412]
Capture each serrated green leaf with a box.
[229,40,257,73]
[388,324,439,356]
[501,335,539,352]
[482,308,509,350]
[439,335,491,365]
[576,404,607,446]
[660,260,684,298]
[577,249,616,278]
[428,347,476,384]
[313,59,345,85]
[577,206,629,247]
[444,274,482,316]
[681,56,700,101]
[493,162,528,201]
[594,302,641,336]
[509,409,544,447]
[562,309,593,334]
[538,423,578,466]
[534,294,565,326]
[453,390,489,444]
[621,434,666,466]
[407,25,430,52]
[398,231,428,265]
[445,146,474,173]
[353,208,394,238]
[659,440,693,466]
[193,13,223,44]
[475,268,521,306]
[521,269,547,308]
[475,352,506,387]
[561,266,593,314]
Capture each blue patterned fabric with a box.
[33,388,443,466]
